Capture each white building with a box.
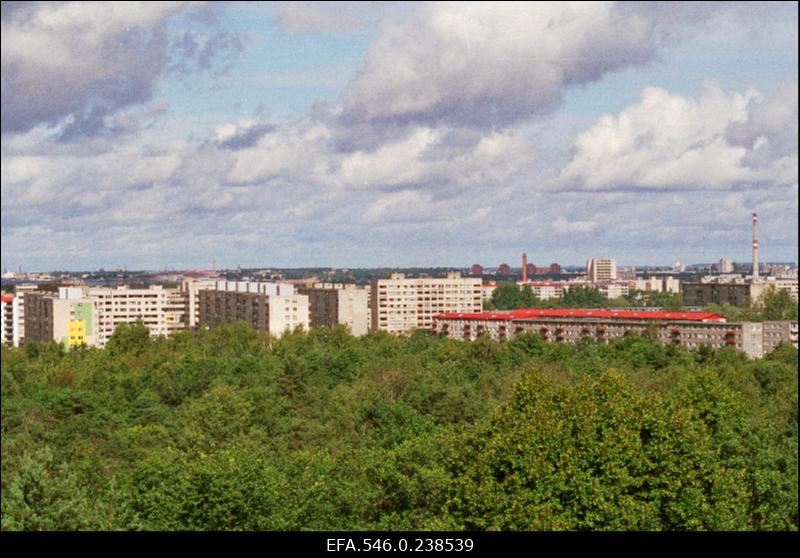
[1,293,21,346]
[586,259,617,282]
[634,277,682,294]
[718,258,734,273]
[371,272,482,334]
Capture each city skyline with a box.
[2,1,798,271]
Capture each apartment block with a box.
[181,279,296,329]
[586,259,617,282]
[87,285,185,346]
[517,282,567,301]
[24,289,99,348]
[682,281,767,307]
[634,277,681,294]
[198,288,309,337]
[299,283,369,336]
[370,272,482,334]
[1,284,40,346]
[1,293,20,346]
[432,308,798,358]
[24,285,186,348]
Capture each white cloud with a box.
[557,82,798,191]
[340,2,717,130]
[1,1,238,137]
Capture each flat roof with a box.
[435,308,727,322]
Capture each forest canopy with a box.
[1,322,797,531]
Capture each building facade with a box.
[682,281,767,307]
[198,289,309,337]
[587,259,617,282]
[371,272,482,334]
[24,285,185,348]
[1,293,21,346]
[431,308,798,358]
[299,283,369,336]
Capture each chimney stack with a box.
[752,213,759,281]
[522,253,527,283]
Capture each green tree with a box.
[447,371,749,530]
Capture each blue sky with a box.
[1,1,797,271]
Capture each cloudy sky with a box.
[1,1,797,271]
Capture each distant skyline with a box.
[2,1,798,271]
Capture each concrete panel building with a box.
[299,283,369,336]
[682,281,768,307]
[371,272,482,334]
[24,290,99,348]
[587,259,617,282]
[431,308,798,358]
[198,289,309,337]
[25,285,186,348]
[1,293,20,346]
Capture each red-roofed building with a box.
[431,307,795,358]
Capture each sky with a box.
[1,1,797,271]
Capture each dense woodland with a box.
[1,320,797,531]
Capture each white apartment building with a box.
[85,285,186,347]
[371,272,482,334]
[181,278,218,328]
[633,276,682,294]
[1,293,21,346]
[517,282,567,301]
[718,258,734,273]
[586,259,617,282]
[772,278,799,302]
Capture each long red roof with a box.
[1,295,13,303]
[435,308,726,322]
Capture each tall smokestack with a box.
[522,253,528,283]
[752,213,759,281]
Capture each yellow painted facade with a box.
[67,319,86,346]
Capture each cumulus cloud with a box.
[556,82,799,191]
[1,1,239,138]
[1,2,797,270]
[339,2,718,131]
[726,79,799,169]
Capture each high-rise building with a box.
[586,259,617,282]
[1,293,20,346]
[498,263,511,275]
[197,286,308,337]
[24,285,187,348]
[470,264,483,276]
[718,258,734,273]
[549,263,562,275]
[299,283,369,336]
[370,272,481,334]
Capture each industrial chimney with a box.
[522,253,528,283]
[752,213,759,281]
